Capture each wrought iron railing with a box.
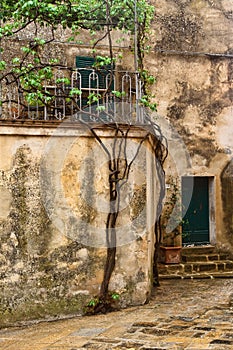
[0,68,148,124]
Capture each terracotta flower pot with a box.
[159,246,182,264]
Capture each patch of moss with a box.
[130,184,146,221]
[0,294,87,328]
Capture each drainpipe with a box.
[134,0,138,72]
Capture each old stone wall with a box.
[146,0,233,251]
[0,123,158,327]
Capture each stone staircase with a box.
[158,245,233,279]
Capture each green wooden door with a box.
[182,177,210,245]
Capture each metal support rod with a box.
[134,0,138,72]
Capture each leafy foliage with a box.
[84,291,120,314]
[0,0,154,32]
[0,0,155,109]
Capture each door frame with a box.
[208,176,216,245]
[181,176,216,245]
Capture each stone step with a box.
[182,245,216,255]
[159,270,233,280]
[158,245,233,279]
[185,260,233,273]
[181,253,228,263]
[158,260,233,277]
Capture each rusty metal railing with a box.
[0,68,147,124]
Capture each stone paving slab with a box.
[159,271,233,280]
[0,279,233,349]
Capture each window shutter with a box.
[76,56,114,90]
[76,56,95,68]
[75,56,114,123]
[76,56,95,89]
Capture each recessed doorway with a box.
[182,176,215,246]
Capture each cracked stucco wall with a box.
[0,126,157,327]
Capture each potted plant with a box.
[159,176,182,264]
[159,228,182,264]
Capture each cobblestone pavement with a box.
[1,278,233,350]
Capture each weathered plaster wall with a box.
[1,25,130,69]
[0,124,157,327]
[153,0,233,53]
[148,0,233,250]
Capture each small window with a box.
[76,56,114,90]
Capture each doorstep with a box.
[158,245,233,279]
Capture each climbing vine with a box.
[0,0,167,312]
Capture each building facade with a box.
[149,0,233,252]
[0,0,232,325]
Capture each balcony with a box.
[0,68,148,125]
